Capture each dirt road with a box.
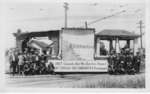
[5,73,145,88]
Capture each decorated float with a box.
[13,28,140,73]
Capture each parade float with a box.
[13,28,140,73]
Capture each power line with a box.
[87,10,126,26]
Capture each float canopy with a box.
[96,29,140,40]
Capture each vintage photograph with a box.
[2,0,145,89]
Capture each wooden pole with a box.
[133,39,135,55]
[137,20,144,49]
[109,39,113,53]
[64,2,69,28]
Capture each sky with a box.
[1,0,145,49]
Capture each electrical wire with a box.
[87,10,126,26]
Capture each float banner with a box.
[48,60,108,72]
[62,29,95,60]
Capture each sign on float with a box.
[48,60,108,72]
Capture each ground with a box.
[5,60,145,88]
[5,73,145,88]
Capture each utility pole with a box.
[137,20,144,49]
[64,2,69,28]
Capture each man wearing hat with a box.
[134,52,141,73]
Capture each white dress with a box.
[18,55,24,65]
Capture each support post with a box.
[96,37,100,57]
[109,39,113,53]
[57,31,62,59]
[127,40,130,48]
[116,37,120,53]
[133,39,135,55]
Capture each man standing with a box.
[134,52,141,73]
[34,52,40,74]
[9,52,17,75]
[48,62,55,75]
[18,53,24,75]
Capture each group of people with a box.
[108,48,141,75]
[9,47,55,76]
[8,37,142,76]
